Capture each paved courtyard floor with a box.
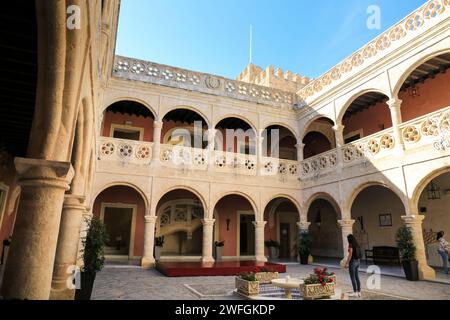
[91,263,450,300]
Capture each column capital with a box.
[144,215,158,224]
[332,124,345,133]
[401,214,425,225]
[14,158,74,190]
[387,98,403,109]
[62,194,86,211]
[201,218,215,226]
[253,220,267,228]
[153,120,163,129]
[297,221,311,230]
[338,219,355,228]
[295,142,305,149]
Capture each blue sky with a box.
[116,0,427,79]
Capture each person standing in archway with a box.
[437,231,450,274]
[344,234,362,297]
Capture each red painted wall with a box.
[93,186,145,257]
[215,195,254,256]
[102,112,154,142]
[343,100,392,137]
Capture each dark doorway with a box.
[103,206,134,256]
[279,223,291,259]
[240,214,255,256]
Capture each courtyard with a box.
[91,262,450,300]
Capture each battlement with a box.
[236,63,311,93]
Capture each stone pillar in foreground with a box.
[201,219,215,263]
[254,221,267,263]
[50,195,85,300]
[1,158,73,300]
[141,215,157,269]
[401,214,436,280]
[338,219,355,260]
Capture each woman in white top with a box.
[437,231,450,274]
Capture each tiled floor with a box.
[91,263,450,300]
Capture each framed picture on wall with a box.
[379,213,392,227]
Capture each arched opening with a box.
[213,194,256,259]
[162,108,208,149]
[307,199,342,260]
[302,118,335,159]
[102,101,155,142]
[263,125,297,160]
[215,117,256,155]
[263,197,300,261]
[351,185,405,265]
[156,189,204,259]
[416,170,450,275]
[398,53,450,122]
[93,185,146,260]
[342,92,390,143]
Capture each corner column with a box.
[401,214,436,280]
[207,128,216,172]
[152,120,163,166]
[256,132,265,176]
[333,124,345,170]
[253,221,267,263]
[142,215,157,269]
[338,219,355,260]
[1,158,74,300]
[388,98,405,154]
[50,195,86,300]
[201,219,215,264]
[295,142,305,162]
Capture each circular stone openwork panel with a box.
[403,126,421,143]
[380,135,395,150]
[136,145,151,159]
[245,159,255,171]
[161,150,173,162]
[119,144,133,157]
[101,142,115,156]
[289,164,298,175]
[421,119,439,137]
[215,156,226,168]
[367,139,380,154]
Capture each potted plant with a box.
[254,266,279,284]
[75,217,109,300]
[298,233,312,265]
[235,272,259,296]
[395,225,419,281]
[154,236,164,261]
[264,239,280,260]
[300,267,336,300]
[214,240,225,261]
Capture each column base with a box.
[255,256,268,263]
[141,257,156,269]
[49,287,75,300]
[201,256,215,264]
[419,263,436,281]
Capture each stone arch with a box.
[101,97,157,118]
[263,194,302,220]
[344,181,406,215]
[214,114,257,133]
[300,114,335,140]
[161,105,210,127]
[304,192,341,219]
[155,186,208,216]
[411,165,450,210]
[263,122,298,138]
[392,49,450,97]
[212,191,259,218]
[336,88,391,126]
[92,182,149,211]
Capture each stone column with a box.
[401,215,436,280]
[295,142,305,162]
[338,219,355,260]
[256,133,265,175]
[297,221,311,234]
[142,215,157,269]
[201,219,215,263]
[50,195,86,300]
[1,158,74,300]
[253,221,267,263]
[152,120,163,165]
[207,128,216,172]
[333,124,345,170]
[388,98,405,153]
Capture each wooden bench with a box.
[365,246,400,265]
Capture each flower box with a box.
[300,282,336,300]
[235,277,260,296]
[255,272,279,284]
[309,273,336,284]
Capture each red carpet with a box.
[155,261,286,277]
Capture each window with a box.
[110,124,144,141]
[344,129,364,144]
